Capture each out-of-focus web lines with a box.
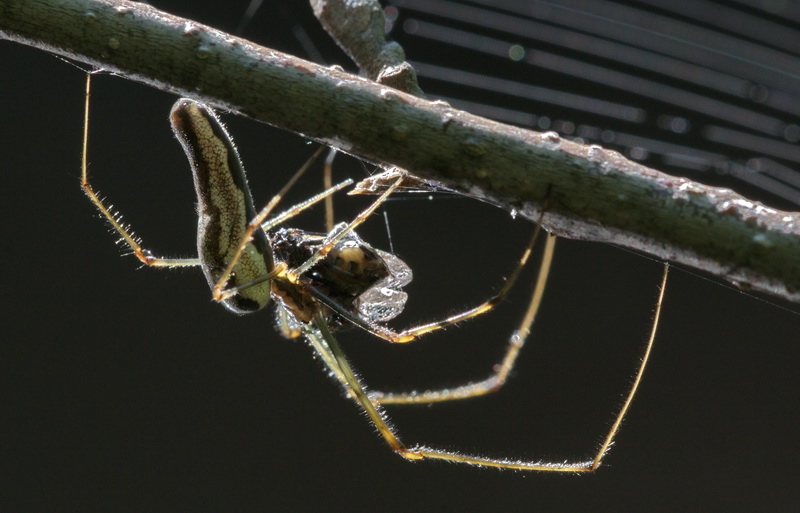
[386,0,800,207]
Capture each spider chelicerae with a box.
[80,74,668,472]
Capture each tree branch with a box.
[2,0,800,303]
[310,0,424,95]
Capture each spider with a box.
[80,74,669,472]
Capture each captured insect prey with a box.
[269,224,412,334]
[80,73,668,472]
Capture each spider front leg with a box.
[82,72,285,314]
[81,75,201,270]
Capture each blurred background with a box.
[2,1,799,511]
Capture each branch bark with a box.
[2,0,800,303]
[310,0,424,95]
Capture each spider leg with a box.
[312,266,669,471]
[80,74,201,268]
[310,218,548,345]
[308,313,420,460]
[323,148,338,233]
[260,178,352,233]
[371,233,556,404]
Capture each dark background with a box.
[2,1,799,511]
